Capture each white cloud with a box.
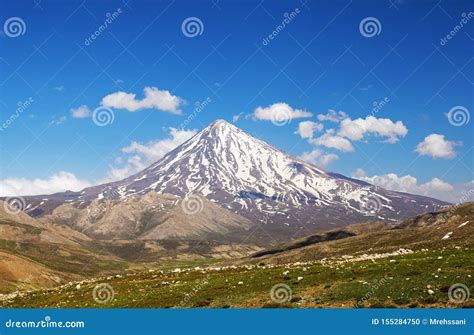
[70,105,91,118]
[299,149,339,167]
[0,171,91,196]
[310,129,354,152]
[101,86,184,114]
[122,128,197,161]
[102,155,145,182]
[53,85,65,92]
[352,169,474,203]
[232,113,243,123]
[49,115,67,126]
[338,116,408,143]
[102,127,197,182]
[295,121,324,139]
[317,109,348,123]
[253,102,312,122]
[415,134,460,159]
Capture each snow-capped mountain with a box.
[17,119,447,240]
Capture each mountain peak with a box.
[17,116,446,237]
[208,119,234,129]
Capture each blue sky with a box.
[0,0,473,202]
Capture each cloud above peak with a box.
[338,115,408,143]
[310,129,354,152]
[101,86,184,114]
[295,121,323,139]
[299,149,339,167]
[317,109,348,123]
[70,105,91,118]
[415,133,460,159]
[253,102,312,123]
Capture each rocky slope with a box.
[47,192,255,242]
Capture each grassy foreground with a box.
[1,247,472,308]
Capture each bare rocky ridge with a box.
[47,192,255,242]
